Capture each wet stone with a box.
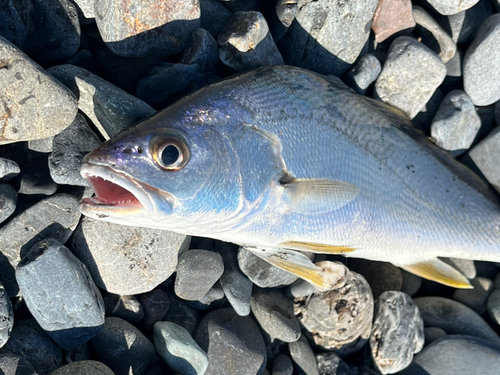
[154,321,208,375]
[71,217,190,295]
[194,308,266,375]
[0,0,33,49]
[49,113,101,186]
[0,193,80,297]
[463,14,500,106]
[0,183,17,225]
[180,28,218,73]
[218,11,284,72]
[288,335,320,375]
[294,272,374,356]
[0,158,20,181]
[50,360,115,375]
[199,0,233,39]
[453,277,493,314]
[468,126,500,192]
[448,0,493,45]
[272,354,294,375]
[316,352,350,375]
[0,353,37,375]
[426,0,480,15]
[344,53,381,95]
[424,326,447,345]
[47,64,155,140]
[163,297,201,337]
[0,281,13,349]
[0,37,78,146]
[370,291,424,374]
[103,293,144,324]
[375,36,447,119]
[94,0,200,57]
[138,289,170,330]
[17,157,58,196]
[251,287,300,343]
[487,288,500,325]
[371,0,415,43]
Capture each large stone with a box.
[468,126,500,192]
[371,0,415,43]
[49,360,115,375]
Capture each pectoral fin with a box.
[280,241,356,254]
[397,258,472,289]
[282,178,360,215]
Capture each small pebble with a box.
[316,352,349,375]
[163,297,201,337]
[468,126,500,192]
[286,278,317,298]
[371,0,415,43]
[0,183,17,225]
[154,321,208,375]
[448,0,493,45]
[424,326,447,345]
[344,54,381,95]
[17,157,58,196]
[288,335,320,375]
[426,0,479,15]
[272,354,294,375]
[0,158,20,181]
[49,360,115,375]
[138,289,170,330]
[103,293,144,324]
[453,277,493,314]
[443,257,477,280]
[0,281,13,348]
[0,353,37,375]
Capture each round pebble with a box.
[0,158,20,181]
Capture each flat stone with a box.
[199,0,233,39]
[0,193,80,296]
[0,183,16,225]
[103,293,144,324]
[316,352,350,375]
[463,14,500,106]
[372,0,416,43]
[71,217,190,295]
[370,291,424,374]
[375,36,447,119]
[346,259,403,299]
[138,289,170,330]
[50,360,115,375]
[0,353,36,375]
[47,64,155,140]
[94,0,200,57]
[0,281,13,349]
[426,0,480,15]
[49,113,101,186]
[0,158,20,181]
[344,53,381,95]
[414,296,500,345]
[453,277,493,314]
[17,157,58,196]
[0,37,78,145]
[448,0,493,45]
[154,321,208,375]
[163,297,201,337]
[487,288,500,325]
[180,28,218,72]
[272,354,294,375]
[194,308,266,375]
[288,335,320,375]
[468,126,500,192]
[0,0,33,49]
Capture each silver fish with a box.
[80,66,500,289]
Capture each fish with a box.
[79,65,500,290]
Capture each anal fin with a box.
[397,258,472,289]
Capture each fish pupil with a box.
[161,144,180,166]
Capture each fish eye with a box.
[151,135,190,171]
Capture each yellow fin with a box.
[398,258,472,289]
[280,241,356,254]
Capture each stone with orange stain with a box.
[372,0,416,43]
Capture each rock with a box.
[63,49,98,73]
[375,36,447,119]
[94,0,200,57]
[0,0,33,49]
[163,297,201,337]
[272,354,294,375]
[218,11,284,72]
[370,291,424,374]
[28,136,53,153]
[443,257,477,279]
[0,158,20,181]
[453,277,493,314]
[250,287,300,343]
[71,217,190,295]
[426,0,480,15]
[277,0,378,76]
[196,280,225,307]
[0,353,37,375]
[424,327,448,345]
[71,0,95,22]
[47,64,155,140]
[448,0,493,45]
[401,270,422,296]
[0,183,16,225]
[89,317,160,375]
[103,293,144,324]
[414,296,500,345]
[463,14,500,106]
[430,89,481,155]
[17,157,58,196]
[180,28,218,73]
[346,259,402,299]
[467,126,500,192]
[487,288,500,325]
[316,353,349,375]
[16,239,105,350]
[50,360,115,375]
[294,272,374,356]
[194,308,266,375]
[399,335,500,375]
[286,279,316,298]
[413,6,457,63]
[0,318,63,374]
[154,321,208,375]
[0,193,80,296]
[268,0,298,42]
[48,113,101,186]
[138,289,170,330]
[344,54,381,95]
[64,344,91,363]
[412,88,443,134]
[288,335,320,375]
[0,281,13,349]
[445,48,462,78]
[221,0,258,12]
[371,0,415,43]
[199,0,233,39]
[0,37,78,145]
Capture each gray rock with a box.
[0,183,16,225]
[316,353,349,375]
[49,113,101,186]
[154,321,208,375]
[0,0,33,49]
[47,64,155,140]
[413,6,457,63]
[286,278,316,298]
[199,0,233,39]
[194,308,266,375]
[218,11,284,72]
[138,289,170,330]
[28,136,53,153]
[344,54,381,95]
[71,217,190,295]
[0,281,13,349]
[94,0,200,57]
[415,296,500,345]
[0,158,20,181]
[277,0,378,76]
[0,37,78,145]
[89,317,160,375]
[430,90,481,155]
[424,327,448,345]
[220,258,253,316]
[468,126,500,192]
[487,288,500,325]
[448,0,493,45]
[196,280,225,306]
[288,335,320,375]
[163,297,201,337]
[443,257,477,279]
[251,287,300,343]
[426,0,479,15]
[453,277,493,314]
[16,238,105,350]
[18,157,58,196]
[347,259,402,299]
[0,318,63,374]
[50,360,115,375]
[370,291,424,374]
[375,36,447,119]
[463,14,500,106]
[401,270,422,296]
[71,0,95,21]
[180,28,218,72]
[399,336,500,375]
[103,293,144,324]
[0,353,36,375]
[272,354,293,375]
[0,193,80,296]
[294,272,374,356]
[268,0,298,42]
[445,49,462,78]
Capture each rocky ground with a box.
[1,0,500,374]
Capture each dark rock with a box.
[0,183,17,224]
[316,352,349,375]
[103,293,144,324]
[487,288,500,325]
[268,0,298,43]
[346,259,402,299]
[221,0,259,12]
[63,49,97,74]
[199,0,233,39]
[180,28,218,72]
[426,0,480,15]
[288,335,319,375]
[138,289,170,330]
[17,157,58,196]
[371,0,415,43]
[401,270,422,296]
[50,360,115,375]
[0,281,13,348]
[424,326,447,345]
[467,126,500,192]
[65,343,91,363]
[0,353,36,375]
[0,158,20,181]
[453,277,493,314]
[443,257,477,279]
[163,297,201,337]
[272,354,293,375]
[0,0,33,49]
[447,0,493,45]
[344,53,381,95]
